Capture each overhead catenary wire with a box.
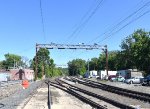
[65,0,105,43]
[87,0,150,44]
[70,0,105,42]
[97,9,150,43]
[72,0,150,59]
[40,0,46,42]
[62,0,105,60]
[72,0,101,31]
[13,0,47,56]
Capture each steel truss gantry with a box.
[35,43,108,80]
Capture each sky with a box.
[0,0,150,67]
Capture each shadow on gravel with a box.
[0,103,4,108]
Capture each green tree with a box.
[3,53,21,70]
[98,53,106,70]
[68,59,86,76]
[33,48,51,78]
[131,29,150,75]
[120,29,150,75]
[57,67,69,76]
[32,48,61,78]
[98,51,119,71]
[107,51,118,70]
[88,58,99,71]
[120,35,135,69]
[0,61,4,69]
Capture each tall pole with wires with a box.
[40,0,46,42]
[105,45,108,76]
[35,43,38,81]
[88,59,90,72]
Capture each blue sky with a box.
[0,0,150,66]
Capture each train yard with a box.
[49,77,150,109]
[0,77,150,109]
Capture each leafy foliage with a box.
[130,29,150,75]
[32,48,62,79]
[68,59,86,76]
[83,29,150,76]
[88,58,99,71]
[2,53,21,70]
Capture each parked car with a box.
[117,76,125,82]
[125,76,143,84]
[108,75,117,80]
[141,75,150,86]
[111,76,125,82]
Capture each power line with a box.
[65,0,105,43]
[97,9,150,43]
[40,0,46,42]
[87,0,150,44]
[75,0,150,58]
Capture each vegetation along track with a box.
[70,77,150,103]
[51,78,135,109]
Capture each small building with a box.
[84,70,98,78]
[10,69,34,81]
[0,69,34,81]
[98,70,117,79]
[116,70,131,79]
[89,70,98,77]
[98,69,143,80]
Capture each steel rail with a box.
[73,77,150,102]
[50,79,107,109]
[58,78,135,109]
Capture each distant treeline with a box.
[68,29,150,76]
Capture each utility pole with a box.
[35,43,38,81]
[105,45,108,76]
[88,59,90,72]
[14,59,16,69]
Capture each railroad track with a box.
[50,78,107,109]
[70,77,150,103]
[50,78,135,109]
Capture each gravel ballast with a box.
[0,80,43,109]
[51,85,92,109]
[74,83,150,108]
[0,84,22,100]
[93,78,150,94]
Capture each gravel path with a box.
[0,80,43,109]
[74,82,150,108]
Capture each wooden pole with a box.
[35,43,38,81]
[105,45,108,76]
